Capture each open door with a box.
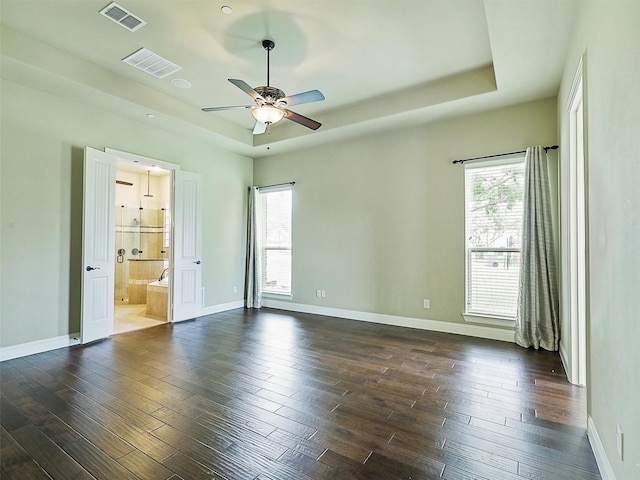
[172,170,203,322]
[81,147,116,343]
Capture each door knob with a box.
[193,260,201,264]
[86,266,101,271]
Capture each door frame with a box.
[81,148,181,341]
[106,148,181,325]
[563,57,588,386]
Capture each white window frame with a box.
[462,155,525,326]
[259,184,293,297]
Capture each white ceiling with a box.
[0,0,578,158]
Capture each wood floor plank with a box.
[106,419,176,462]
[439,440,522,479]
[15,400,82,447]
[61,379,165,431]
[162,451,229,480]
[151,408,238,453]
[0,308,601,480]
[266,427,327,459]
[72,371,164,413]
[0,463,52,480]
[57,408,135,460]
[318,449,367,479]
[0,426,51,479]
[180,442,260,480]
[277,448,336,479]
[0,394,31,432]
[117,449,176,480]
[63,437,139,480]
[364,451,442,479]
[10,424,94,479]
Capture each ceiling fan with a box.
[202,39,325,135]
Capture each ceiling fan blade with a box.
[279,89,325,107]
[283,109,322,130]
[228,79,263,101]
[201,105,253,112]
[253,121,268,135]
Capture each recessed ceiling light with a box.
[171,78,192,89]
[146,113,155,118]
[221,5,233,15]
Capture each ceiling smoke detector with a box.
[100,2,147,32]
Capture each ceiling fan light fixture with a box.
[201,39,324,134]
[252,105,285,124]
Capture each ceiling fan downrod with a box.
[262,39,275,87]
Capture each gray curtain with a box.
[245,186,262,308]
[516,146,559,350]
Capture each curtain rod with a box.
[452,145,559,165]
[257,181,295,189]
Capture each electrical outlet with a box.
[233,286,238,294]
[423,299,430,309]
[616,424,624,460]
[316,290,322,298]
[322,290,326,298]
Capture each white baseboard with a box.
[0,300,246,361]
[199,299,245,317]
[262,300,516,343]
[0,332,81,362]
[587,416,616,480]
[0,300,512,361]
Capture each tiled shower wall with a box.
[115,203,169,302]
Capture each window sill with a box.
[262,291,292,300]
[462,313,516,327]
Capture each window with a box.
[465,158,524,319]
[259,186,292,295]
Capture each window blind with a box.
[465,160,524,318]
[260,188,292,294]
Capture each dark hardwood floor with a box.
[1,308,600,479]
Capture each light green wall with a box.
[0,79,252,348]
[558,1,640,477]
[254,97,557,326]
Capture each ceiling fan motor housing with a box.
[254,86,286,104]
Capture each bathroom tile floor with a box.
[113,303,166,334]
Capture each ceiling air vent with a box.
[122,47,182,79]
[100,2,146,32]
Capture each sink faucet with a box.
[159,268,170,281]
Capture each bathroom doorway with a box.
[114,161,171,334]
[82,146,202,343]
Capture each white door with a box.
[172,170,203,321]
[81,147,116,343]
